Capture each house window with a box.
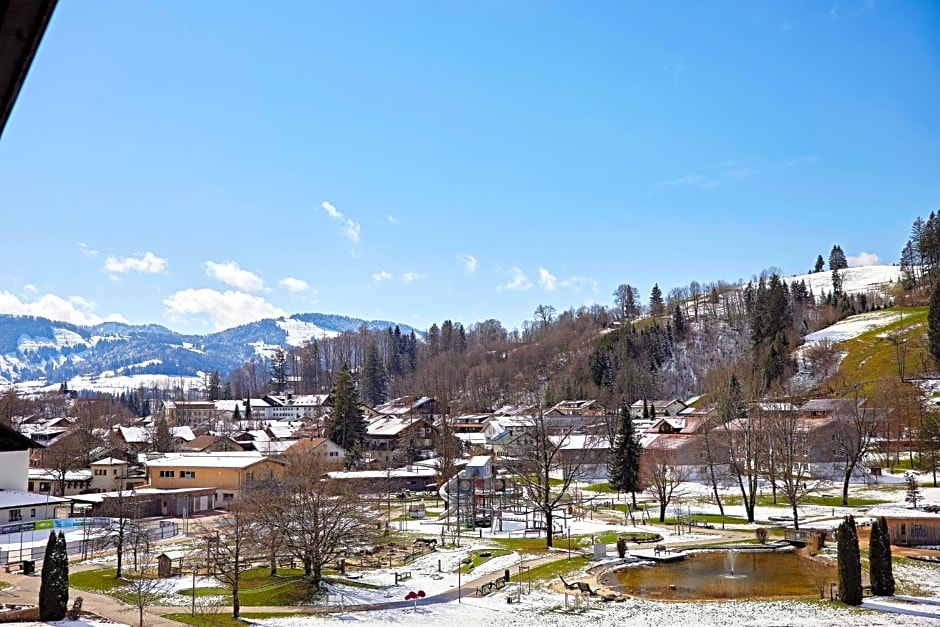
[222,493,234,501]
[181,471,196,479]
[159,470,176,478]
[8,509,21,522]
[246,471,254,481]
[39,482,51,493]
[30,508,36,518]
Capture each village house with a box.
[282,437,346,465]
[374,396,444,421]
[546,399,608,416]
[180,435,247,453]
[364,415,437,464]
[144,452,286,505]
[27,469,91,496]
[0,422,67,526]
[867,505,940,546]
[630,398,688,420]
[550,434,611,481]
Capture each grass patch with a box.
[583,483,613,493]
[824,307,926,396]
[458,548,512,573]
[522,555,592,584]
[590,531,660,544]
[178,586,229,597]
[801,495,890,507]
[70,568,130,596]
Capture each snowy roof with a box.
[0,489,68,508]
[327,466,436,481]
[117,425,149,444]
[251,440,300,455]
[145,452,273,469]
[91,457,127,466]
[801,398,864,413]
[373,396,435,415]
[366,416,428,437]
[756,402,799,412]
[170,426,196,442]
[455,433,487,445]
[550,434,610,451]
[867,505,940,519]
[28,469,92,482]
[68,486,215,504]
[467,455,492,469]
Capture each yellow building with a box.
[144,452,285,506]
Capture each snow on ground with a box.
[790,308,902,391]
[15,372,205,395]
[276,318,340,345]
[787,265,902,298]
[256,593,939,626]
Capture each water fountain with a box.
[600,549,834,601]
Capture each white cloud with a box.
[372,271,393,282]
[402,272,426,284]
[499,267,532,291]
[457,254,478,273]
[279,277,309,292]
[23,284,36,293]
[163,288,286,331]
[320,201,361,243]
[103,251,167,274]
[78,242,99,258]
[563,275,599,293]
[203,261,264,292]
[657,175,720,189]
[387,215,399,223]
[847,252,881,267]
[538,267,558,291]
[0,291,128,326]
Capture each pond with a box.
[599,550,835,601]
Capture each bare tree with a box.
[641,447,690,522]
[723,411,768,524]
[499,407,585,548]
[203,502,261,618]
[832,400,885,506]
[251,456,378,588]
[44,433,86,497]
[122,548,164,627]
[765,404,822,529]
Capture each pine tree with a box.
[829,245,849,270]
[672,304,685,339]
[360,341,386,407]
[649,284,665,316]
[869,516,895,596]
[929,282,940,366]
[153,416,173,453]
[608,401,642,507]
[837,515,863,605]
[814,254,825,273]
[232,404,241,421]
[271,349,288,393]
[245,397,252,421]
[328,364,366,451]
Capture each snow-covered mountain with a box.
[783,264,902,297]
[0,313,423,389]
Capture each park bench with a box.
[559,575,578,590]
[654,545,668,556]
[576,582,598,596]
[476,574,508,596]
[394,571,412,584]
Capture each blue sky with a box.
[0,1,937,334]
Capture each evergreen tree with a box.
[207,370,222,401]
[232,404,241,421]
[814,254,825,273]
[929,282,940,366]
[905,472,922,508]
[359,341,386,407]
[829,245,849,270]
[271,349,288,393]
[649,284,665,316]
[869,516,895,596]
[672,304,686,339]
[608,401,642,507]
[153,416,174,453]
[832,268,844,296]
[39,531,68,620]
[837,515,863,606]
[642,400,649,420]
[245,397,252,421]
[328,364,366,451]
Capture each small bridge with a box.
[782,528,824,547]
